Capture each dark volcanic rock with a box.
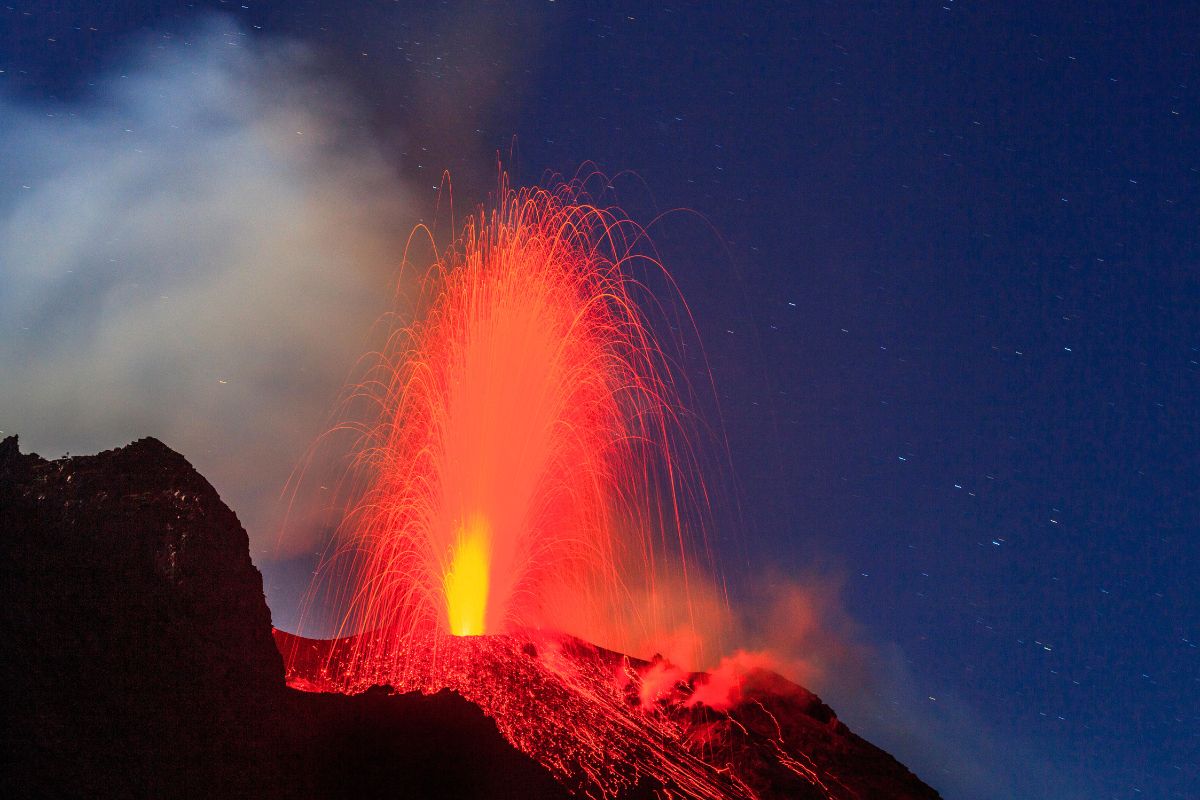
[0,436,286,796]
[1,434,938,799]
[0,436,567,799]
[291,687,570,800]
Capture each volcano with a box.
[0,435,940,799]
[276,627,942,800]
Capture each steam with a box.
[0,19,414,560]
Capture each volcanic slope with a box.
[279,626,940,800]
[0,436,939,799]
[0,436,566,799]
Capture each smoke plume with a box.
[0,19,414,562]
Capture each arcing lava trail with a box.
[291,178,732,796]
[313,179,710,651]
[276,626,940,800]
[282,180,936,799]
[1,433,938,799]
[280,628,751,798]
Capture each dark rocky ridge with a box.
[0,436,939,799]
[0,436,566,799]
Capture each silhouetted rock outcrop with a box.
[0,436,566,799]
[0,435,938,799]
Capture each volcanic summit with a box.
[0,435,940,799]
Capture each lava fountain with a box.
[323,177,713,655]
[286,178,755,798]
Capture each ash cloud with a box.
[0,19,414,562]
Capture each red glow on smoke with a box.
[285,177,761,795]
[325,178,709,650]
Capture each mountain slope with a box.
[0,435,565,799]
[0,435,938,799]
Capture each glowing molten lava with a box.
[282,179,932,800]
[317,178,708,654]
[292,178,741,798]
[444,516,490,636]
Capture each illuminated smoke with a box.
[283,179,757,797]
[0,18,413,566]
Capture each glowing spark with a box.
[308,176,714,652]
[287,175,736,798]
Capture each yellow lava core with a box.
[443,516,491,636]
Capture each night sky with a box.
[1,3,1196,799]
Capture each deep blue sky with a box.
[2,3,1196,798]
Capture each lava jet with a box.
[0,178,942,800]
[277,179,940,799]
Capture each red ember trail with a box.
[285,179,818,798]
[310,177,715,654]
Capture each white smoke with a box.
[0,18,415,561]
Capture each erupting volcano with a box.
[321,177,707,650]
[287,178,735,795]
[275,179,939,800]
[0,175,943,799]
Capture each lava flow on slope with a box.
[276,626,941,800]
[277,627,756,798]
[286,176,738,795]
[280,179,939,799]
